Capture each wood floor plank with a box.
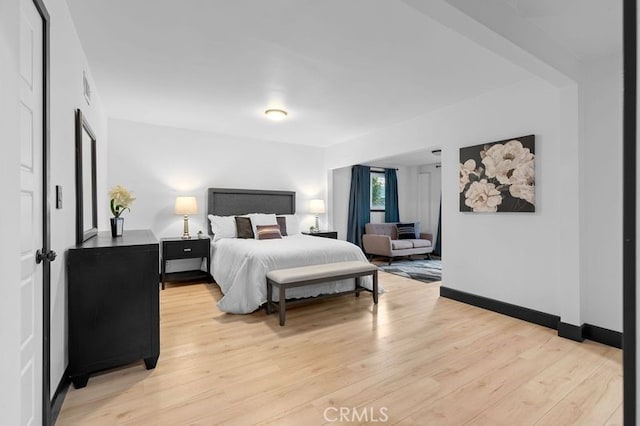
[56,272,622,425]
[466,341,612,425]
[604,403,623,426]
[533,351,623,426]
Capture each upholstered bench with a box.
[266,261,379,326]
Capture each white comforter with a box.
[212,234,378,314]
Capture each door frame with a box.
[623,0,636,424]
[29,0,51,424]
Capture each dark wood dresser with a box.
[67,229,160,388]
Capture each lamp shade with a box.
[309,199,326,214]
[174,196,198,215]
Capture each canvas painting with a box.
[459,134,535,213]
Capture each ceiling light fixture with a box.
[265,108,288,121]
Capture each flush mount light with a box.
[265,108,288,121]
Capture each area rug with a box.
[376,258,442,283]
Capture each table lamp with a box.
[174,196,198,239]
[309,199,325,232]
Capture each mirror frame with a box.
[75,109,98,244]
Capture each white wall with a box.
[47,0,109,395]
[330,166,351,240]
[328,78,580,322]
[0,0,23,421]
[107,119,327,242]
[579,53,623,332]
[398,166,419,223]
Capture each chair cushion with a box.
[409,239,432,248]
[391,240,413,250]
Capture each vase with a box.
[110,217,124,237]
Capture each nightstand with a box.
[161,237,212,290]
[302,231,338,239]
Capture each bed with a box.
[207,188,378,314]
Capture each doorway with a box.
[418,162,441,257]
[19,0,51,424]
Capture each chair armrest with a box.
[362,234,392,256]
[419,233,433,242]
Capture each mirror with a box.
[75,109,97,244]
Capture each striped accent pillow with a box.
[396,223,416,240]
[255,224,283,240]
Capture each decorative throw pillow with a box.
[413,221,421,238]
[283,214,299,235]
[208,215,237,242]
[255,224,282,240]
[396,223,416,240]
[235,216,254,239]
[248,213,278,239]
[276,216,288,236]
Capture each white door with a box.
[19,0,44,424]
[418,172,431,234]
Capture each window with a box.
[370,171,385,211]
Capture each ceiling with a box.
[65,0,533,147]
[366,149,442,168]
[65,0,621,148]
[497,0,622,61]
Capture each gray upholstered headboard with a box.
[207,188,296,234]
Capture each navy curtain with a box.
[347,165,371,247]
[384,168,399,223]
[434,197,442,257]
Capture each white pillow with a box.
[247,213,278,239]
[283,214,300,235]
[208,215,237,242]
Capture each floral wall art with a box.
[459,135,535,213]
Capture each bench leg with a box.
[373,270,378,304]
[279,285,286,326]
[266,280,273,314]
[355,277,360,297]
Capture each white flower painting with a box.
[459,135,535,212]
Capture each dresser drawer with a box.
[162,239,209,259]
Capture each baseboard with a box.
[583,323,623,349]
[50,367,70,425]
[439,287,622,349]
[558,322,585,342]
[439,286,559,329]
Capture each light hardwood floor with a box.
[57,272,622,425]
